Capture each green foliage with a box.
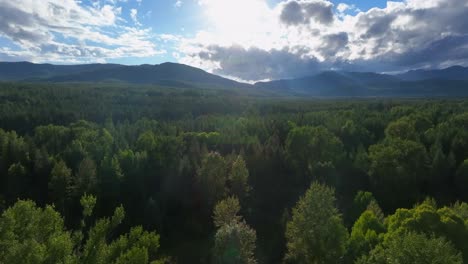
[0,200,75,264]
[74,158,97,197]
[48,160,72,212]
[385,117,419,141]
[136,131,158,153]
[347,210,385,262]
[196,152,228,208]
[213,197,242,228]
[0,197,164,264]
[213,221,257,264]
[80,193,97,218]
[384,200,468,261]
[212,197,257,264]
[286,126,344,182]
[455,159,468,200]
[1,82,468,263]
[285,182,348,263]
[350,191,377,223]
[6,162,27,201]
[228,155,251,200]
[368,138,429,209]
[356,233,462,264]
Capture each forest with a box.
[1,81,468,263]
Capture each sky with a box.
[0,0,467,82]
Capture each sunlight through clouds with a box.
[176,0,468,81]
[0,0,467,81]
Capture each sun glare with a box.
[199,0,277,46]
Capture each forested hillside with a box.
[1,82,468,263]
[1,62,468,97]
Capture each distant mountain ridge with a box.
[0,61,249,89]
[0,61,121,81]
[396,66,468,81]
[254,66,468,96]
[0,62,467,97]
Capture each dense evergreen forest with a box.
[1,82,468,263]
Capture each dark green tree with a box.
[286,126,344,184]
[455,159,468,200]
[48,160,72,213]
[73,158,98,197]
[196,152,227,209]
[368,138,429,209]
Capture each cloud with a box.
[181,45,323,81]
[336,3,350,13]
[175,1,183,8]
[130,8,141,26]
[318,32,349,58]
[1,0,467,80]
[0,0,161,63]
[279,0,334,26]
[178,0,468,81]
[336,3,359,13]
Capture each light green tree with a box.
[285,182,348,264]
[213,197,257,264]
[0,200,75,264]
[228,155,251,201]
[0,196,166,264]
[356,233,462,264]
[346,210,385,262]
[78,195,163,264]
[384,199,468,261]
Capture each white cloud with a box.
[336,3,349,13]
[130,8,141,26]
[1,0,467,81]
[177,0,468,81]
[175,1,183,8]
[336,3,359,15]
[0,0,161,63]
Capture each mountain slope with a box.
[0,62,121,81]
[0,62,249,89]
[255,67,468,97]
[1,62,468,97]
[255,71,401,96]
[46,62,247,88]
[397,66,468,81]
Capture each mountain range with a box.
[1,61,468,97]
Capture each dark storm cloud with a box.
[358,12,396,39]
[318,32,349,57]
[280,0,334,26]
[352,0,468,70]
[197,45,324,81]
[278,0,468,79]
[391,35,468,68]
